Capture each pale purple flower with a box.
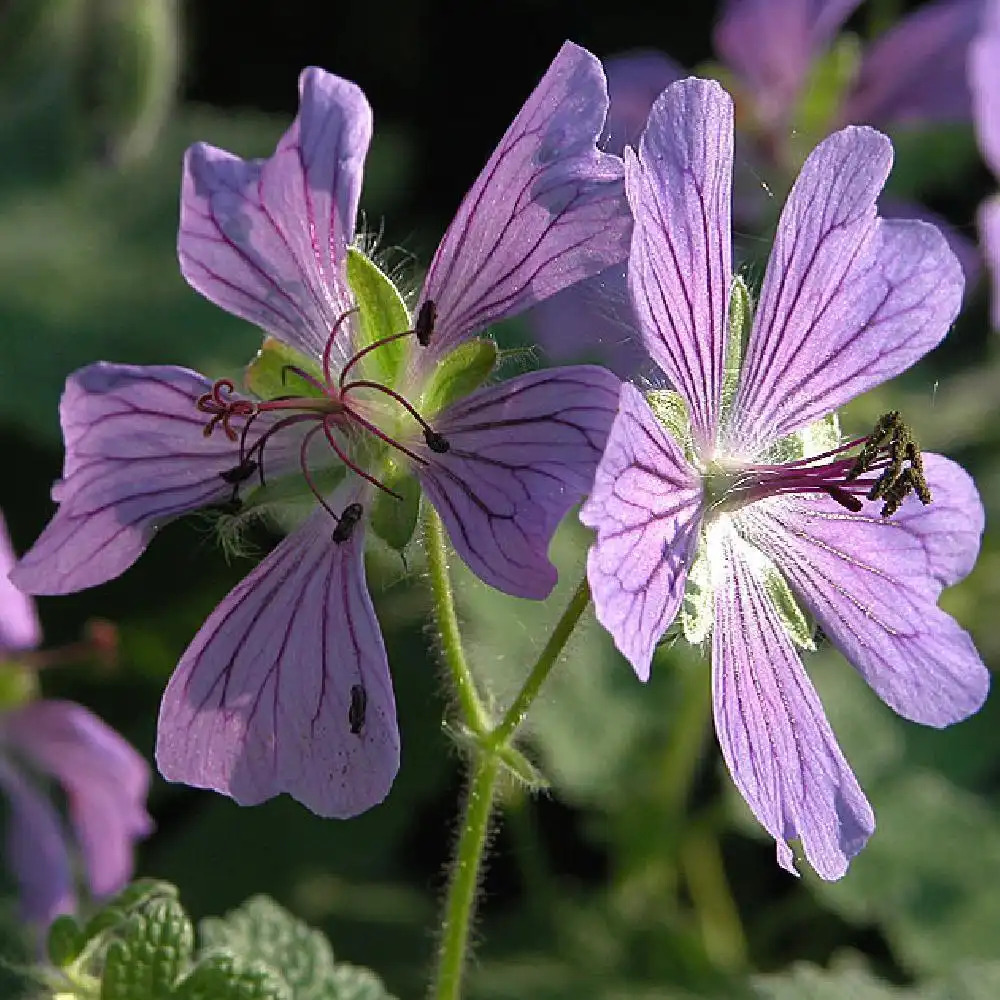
[972,0,1000,326]
[12,43,627,818]
[0,512,151,925]
[581,78,989,879]
[533,0,984,370]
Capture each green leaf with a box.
[806,770,1000,977]
[370,463,421,552]
[84,879,180,942]
[245,338,326,401]
[175,952,290,1000]
[419,338,498,418]
[199,896,337,1000]
[345,247,410,387]
[646,389,693,459]
[329,964,398,1000]
[46,914,84,968]
[755,958,1000,1000]
[100,894,195,1000]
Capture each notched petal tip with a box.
[156,505,400,819]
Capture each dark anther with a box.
[424,428,450,453]
[219,460,259,485]
[846,410,931,517]
[846,410,900,481]
[349,683,368,735]
[415,299,437,347]
[826,485,863,513]
[332,502,365,544]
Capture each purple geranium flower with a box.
[12,43,627,818]
[0,511,151,925]
[972,0,1000,326]
[581,78,989,879]
[533,0,984,372]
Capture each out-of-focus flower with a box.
[972,0,1000,326]
[581,79,989,879]
[532,0,985,370]
[0,512,151,925]
[12,44,628,819]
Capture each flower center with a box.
[195,308,450,521]
[707,411,931,518]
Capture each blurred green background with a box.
[1,0,998,997]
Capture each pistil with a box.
[195,308,451,520]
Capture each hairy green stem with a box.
[432,753,499,1000]
[423,506,490,734]
[428,562,593,1000]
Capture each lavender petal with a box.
[417,42,631,359]
[156,503,399,818]
[742,454,990,727]
[712,528,874,880]
[3,700,152,899]
[0,511,41,653]
[842,0,982,127]
[580,384,703,680]
[626,78,733,451]
[714,0,862,127]
[972,0,1000,177]
[981,195,1000,328]
[415,366,621,600]
[601,51,686,155]
[11,364,300,596]
[730,127,963,455]
[0,756,74,925]
[179,68,370,364]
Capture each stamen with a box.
[322,418,403,498]
[846,410,931,516]
[333,503,365,545]
[424,429,450,453]
[281,365,326,395]
[415,299,437,346]
[323,308,360,386]
[339,329,415,388]
[342,378,444,446]
[348,681,367,734]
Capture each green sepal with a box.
[175,952,290,1000]
[419,338,497,418]
[763,565,816,651]
[646,389,694,459]
[345,247,410,387]
[0,662,38,711]
[99,894,194,1000]
[47,914,84,969]
[791,34,863,160]
[680,542,713,646]
[743,540,815,652]
[722,274,752,417]
[769,411,841,464]
[370,463,421,552]
[245,338,325,401]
